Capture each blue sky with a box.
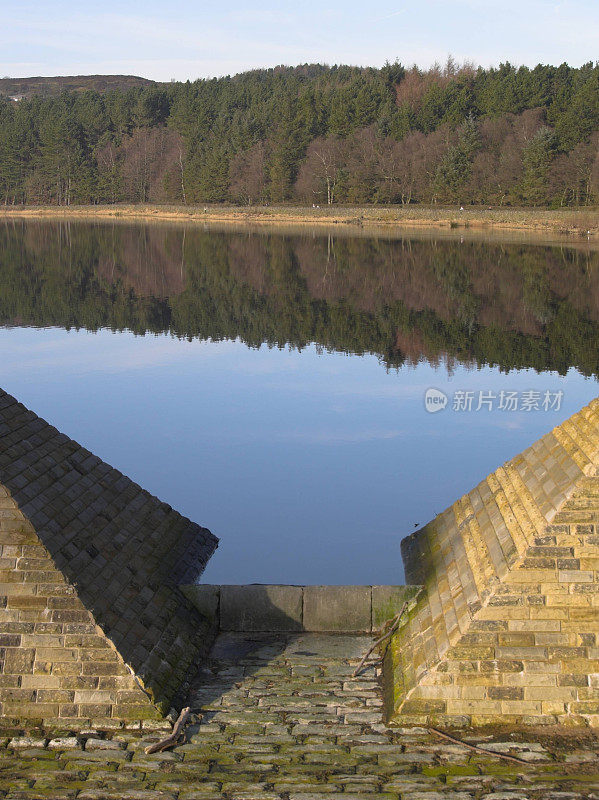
[3,0,599,81]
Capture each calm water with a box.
[0,220,598,584]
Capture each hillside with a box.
[0,74,156,99]
[0,61,598,208]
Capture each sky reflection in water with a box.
[0,325,596,584]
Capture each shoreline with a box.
[1,203,598,241]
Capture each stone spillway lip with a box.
[181,584,420,634]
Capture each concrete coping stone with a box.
[181,584,420,633]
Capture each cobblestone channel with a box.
[1,633,599,800]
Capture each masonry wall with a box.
[386,398,599,727]
[0,488,159,724]
[0,389,219,725]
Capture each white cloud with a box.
[274,428,406,443]
[3,0,598,80]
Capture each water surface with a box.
[0,220,597,583]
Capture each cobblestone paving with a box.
[1,633,599,799]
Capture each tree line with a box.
[1,60,598,208]
[2,219,599,377]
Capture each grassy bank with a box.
[1,203,598,238]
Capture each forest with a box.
[1,60,599,207]
[2,219,599,377]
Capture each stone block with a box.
[372,586,417,629]
[488,687,523,701]
[181,585,219,622]
[36,689,74,703]
[3,647,34,674]
[220,585,303,632]
[497,632,535,647]
[401,698,447,714]
[303,586,371,632]
[79,703,112,717]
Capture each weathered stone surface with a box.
[220,585,304,631]
[85,737,126,750]
[388,396,599,727]
[0,388,218,724]
[181,585,220,622]
[47,736,79,749]
[184,586,419,634]
[303,586,371,632]
[372,585,419,628]
[9,736,47,748]
[2,629,597,798]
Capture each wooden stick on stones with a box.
[353,601,408,677]
[428,727,528,765]
[145,706,191,754]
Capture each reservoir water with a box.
[1,219,597,584]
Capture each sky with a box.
[3,0,599,81]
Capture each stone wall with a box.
[182,584,419,632]
[386,397,599,727]
[0,389,218,726]
[4,382,599,730]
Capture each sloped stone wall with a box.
[0,489,158,724]
[0,389,218,725]
[386,398,599,727]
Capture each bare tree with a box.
[118,127,184,203]
[462,110,547,205]
[549,132,599,206]
[295,136,345,205]
[229,142,267,205]
[179,146,187,205]
[343,128,379,203]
